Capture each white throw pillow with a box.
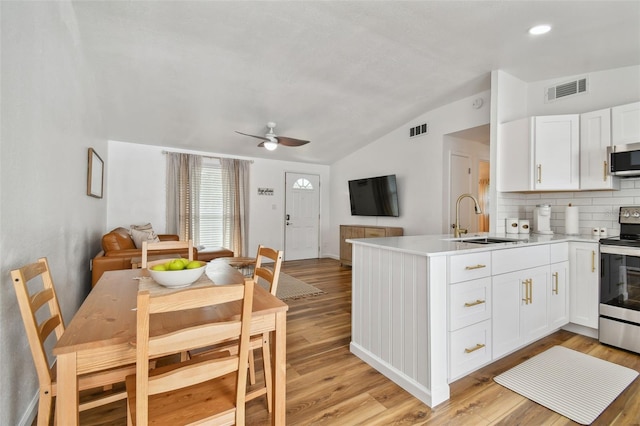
[130,224,160,248]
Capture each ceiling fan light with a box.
[264,140,278,151]
[529,24,551,35]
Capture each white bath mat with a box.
[494,346,638,425]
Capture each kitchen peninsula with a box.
[347,233,600,408]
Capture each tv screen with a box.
[348,174,399,217]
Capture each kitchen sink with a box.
[462,237,522,245]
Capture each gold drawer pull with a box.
[465,264,486,270]
[552,272,559,295]
[464,299,486,307]
[464,343,486,354]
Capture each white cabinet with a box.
[448,253,492,380]
[549,261,569,329]
[549,242,569,330]
[569,242,599,328]
[498,115,579,192]
[612,101,640,144]
[580,108,619,190]
[493,265,549,358]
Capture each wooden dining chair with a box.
[125,277,255,425]
[140,239,193,269]
[10,257,136,426]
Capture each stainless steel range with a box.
[599,206,640,353]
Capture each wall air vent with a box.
[409,123,429,138]
[545,77,588,102]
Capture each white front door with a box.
[285,173,320,260]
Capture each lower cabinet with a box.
[492,265,549,359]
[549,261,569,329]
[449,320,492,380]
[569,242,599,328]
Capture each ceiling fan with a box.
[236,122,310,151]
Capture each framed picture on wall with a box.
[87,148,104,198]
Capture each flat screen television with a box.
[348,174,399,217]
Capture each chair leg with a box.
[37,390,52,426]
[261,333,273,413]
[248,349,256,385]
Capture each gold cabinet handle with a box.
[591,250,596,273]
[552,272,559,295]
[464,299,486,307]
[464,343,486,354]
[465,264,486,270]
[522,278,533,304]
[537,164,542,183]
[604,161,608,182]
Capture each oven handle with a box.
[600,245,640,256]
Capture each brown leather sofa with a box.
[91,227,197,286]
[91,227,235,286]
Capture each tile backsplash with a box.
[496,178,640,236]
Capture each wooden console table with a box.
[339,225,403,266]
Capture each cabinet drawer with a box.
[364,227,386,238]
[449,319,492,380]
[449,252,491,283]
[449,277,492,331]
[492,245,550,275]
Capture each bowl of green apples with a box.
[147,258,206,288]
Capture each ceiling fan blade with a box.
[235,131,269,142]
[276,136,310,147]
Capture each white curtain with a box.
[220,158,250,256]
[166,153,201,240]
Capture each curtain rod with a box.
[161,150,254,163]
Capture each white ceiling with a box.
[70,1,640,164]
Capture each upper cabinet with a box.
[580,108,620,190]
[611,101,640,144]
[498,115,579,192]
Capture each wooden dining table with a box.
[53,262,289,425]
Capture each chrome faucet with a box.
[454,193,483,238]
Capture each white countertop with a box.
[346,232,603,257]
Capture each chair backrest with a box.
[253,245,284,296]
[135,277,255,425]
[140,239,194,268]
[10,258,64,389]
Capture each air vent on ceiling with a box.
[545,77,588,102]
[409,123,429,138]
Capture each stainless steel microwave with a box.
[608,143,640,176]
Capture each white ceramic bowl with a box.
[147,259,206,288]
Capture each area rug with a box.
[258,272,324,300]
[494,346,638,425]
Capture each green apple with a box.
[186,260,203,269]
[151,264,167,271]
[179,258,190,267]
[168,259,186,271]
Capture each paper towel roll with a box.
[565,205,579,235]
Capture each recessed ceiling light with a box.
[529,24,551,35]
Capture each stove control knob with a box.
[623,211,631,218]
[634,212,640,218]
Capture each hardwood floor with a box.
[55,258,639,425]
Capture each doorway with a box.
[284,173,320,260]
[443,124,490,234]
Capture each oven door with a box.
[599,245,640,353]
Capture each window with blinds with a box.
[198,159,224,247]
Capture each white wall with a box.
[107,141,331,258]
[492,65,640,235]
[329,91,491,256]
[0,3,108,425]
